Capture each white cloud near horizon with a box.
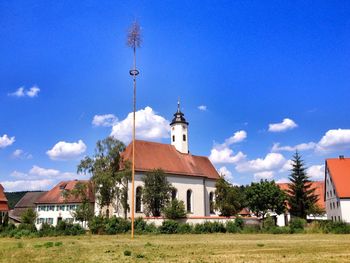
[307,164,325,180]
[110,106,170,143]
[8,86,40,98]
[46,140,87,160]
[92,114,118,127]
[272,142,316,152]
[0,134,15,148]
[254,171,275,181]
[268,118,297,132]
[198,105,207,111]
[1,179,53,192]
[236,152,286,173]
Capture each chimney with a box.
[339,155,344,159]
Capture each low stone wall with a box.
[144,216,260,227]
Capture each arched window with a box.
[172,188,178,200]
[186,190,192,213]
[209,192,214,214]
[172,135,175,142]
[136,186,142,213]
[183,134,186,141]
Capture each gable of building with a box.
[326,157,350,199]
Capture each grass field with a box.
[0,234,349,262]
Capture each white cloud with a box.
[26,86,40,97]
[29,165,60,177]
[307,165,325,180]
[92,114,118,127]
[12,149,32,159]
[209,147,246,164]
[0,134,15,148]
[276,178,290,183]
[1,179,53,191]
[46,140,87,160]
[316,129,350,152]
[236,153,286,173]
[271,142,316,152]
[110,106,170,143]
[279,159,293,173]
[224,130,247,146]
[254,171,274,181]
[8,86,40,98]
[268,118,298,132]
[198,105,207,111]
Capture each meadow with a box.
[0,234,349,262]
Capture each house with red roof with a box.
[0,184,9,224]
[96,102,220,219]
[275,181,327,226]
[325,156,350,223]
[35,180,94,228]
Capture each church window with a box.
[172,188,178,200]
[136,186,142,213]
[209,192,214,214]
[187,190,192,213]
[172,135,175,142]
[183,134,186,141]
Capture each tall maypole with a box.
[127,21,141,239]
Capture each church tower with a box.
[170,100,189,154]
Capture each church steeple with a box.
[170,100,189,154]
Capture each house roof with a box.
[36,180,95,204]
[122,140,220,180]
[15,192,45,209]
[0,184,8,202]
[326,157,350,198]
[277,181,325,209]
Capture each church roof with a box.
[122,140,220,180]
[170,102,188,125]
[326,157,350,198]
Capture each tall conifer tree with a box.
[288,152,318,219]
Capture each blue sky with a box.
[1,1,350,191]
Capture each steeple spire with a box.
[170,100,189,154]
[177,97,180,113]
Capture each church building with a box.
[105,102,220,218]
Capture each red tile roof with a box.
[36,180,95,204]
[0,184,8,202]
[326,158,350,198]
[122,140,220,180]
[277,181,325,210]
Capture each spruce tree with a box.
[288,152,318,219]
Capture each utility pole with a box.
[127,21,141,239]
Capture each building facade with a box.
[325,157,350,223]
[96,103,220,218]
[0,184,9,224]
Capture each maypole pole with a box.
[127,21,141,239]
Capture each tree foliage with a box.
[214,176,242,217]
[142,169,172,217]
[287,152,318,219]
[162,199,186,219]
[246,179,286,219]
[77,136,130,218]
[21,208,37,225]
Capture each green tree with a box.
[77,136,131,218]
[162,199,186,219]
[21,208,37,225]
[67,181,94,228]
[142,169,172,217]
[246,180,286,220]
[214,176,242,217]
[288,152,318,219]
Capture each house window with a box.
[171,188,178,201]
[209,192,214,214]
[136,186,142,213]
[183,134,186,141]
[186,190,192,213]
[172,135,175,142]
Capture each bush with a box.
[234,217,244,230]
[289,217,306,233]
[162,199,186,219]
[226,221,240,233]
[159,220,178,234]
[144,222,159,233]
[317,220,350,234]
[89,215,106,234]
[105,216,131,234]
[177,223,193,234]
[241,225,260,234]
[55,221,85,236]
[134,217,147,233]
[194,222,226,234]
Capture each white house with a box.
[325,156,350,223]
[97,102,220,219]
[35,180,95,229]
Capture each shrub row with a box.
[0,221,85,238]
